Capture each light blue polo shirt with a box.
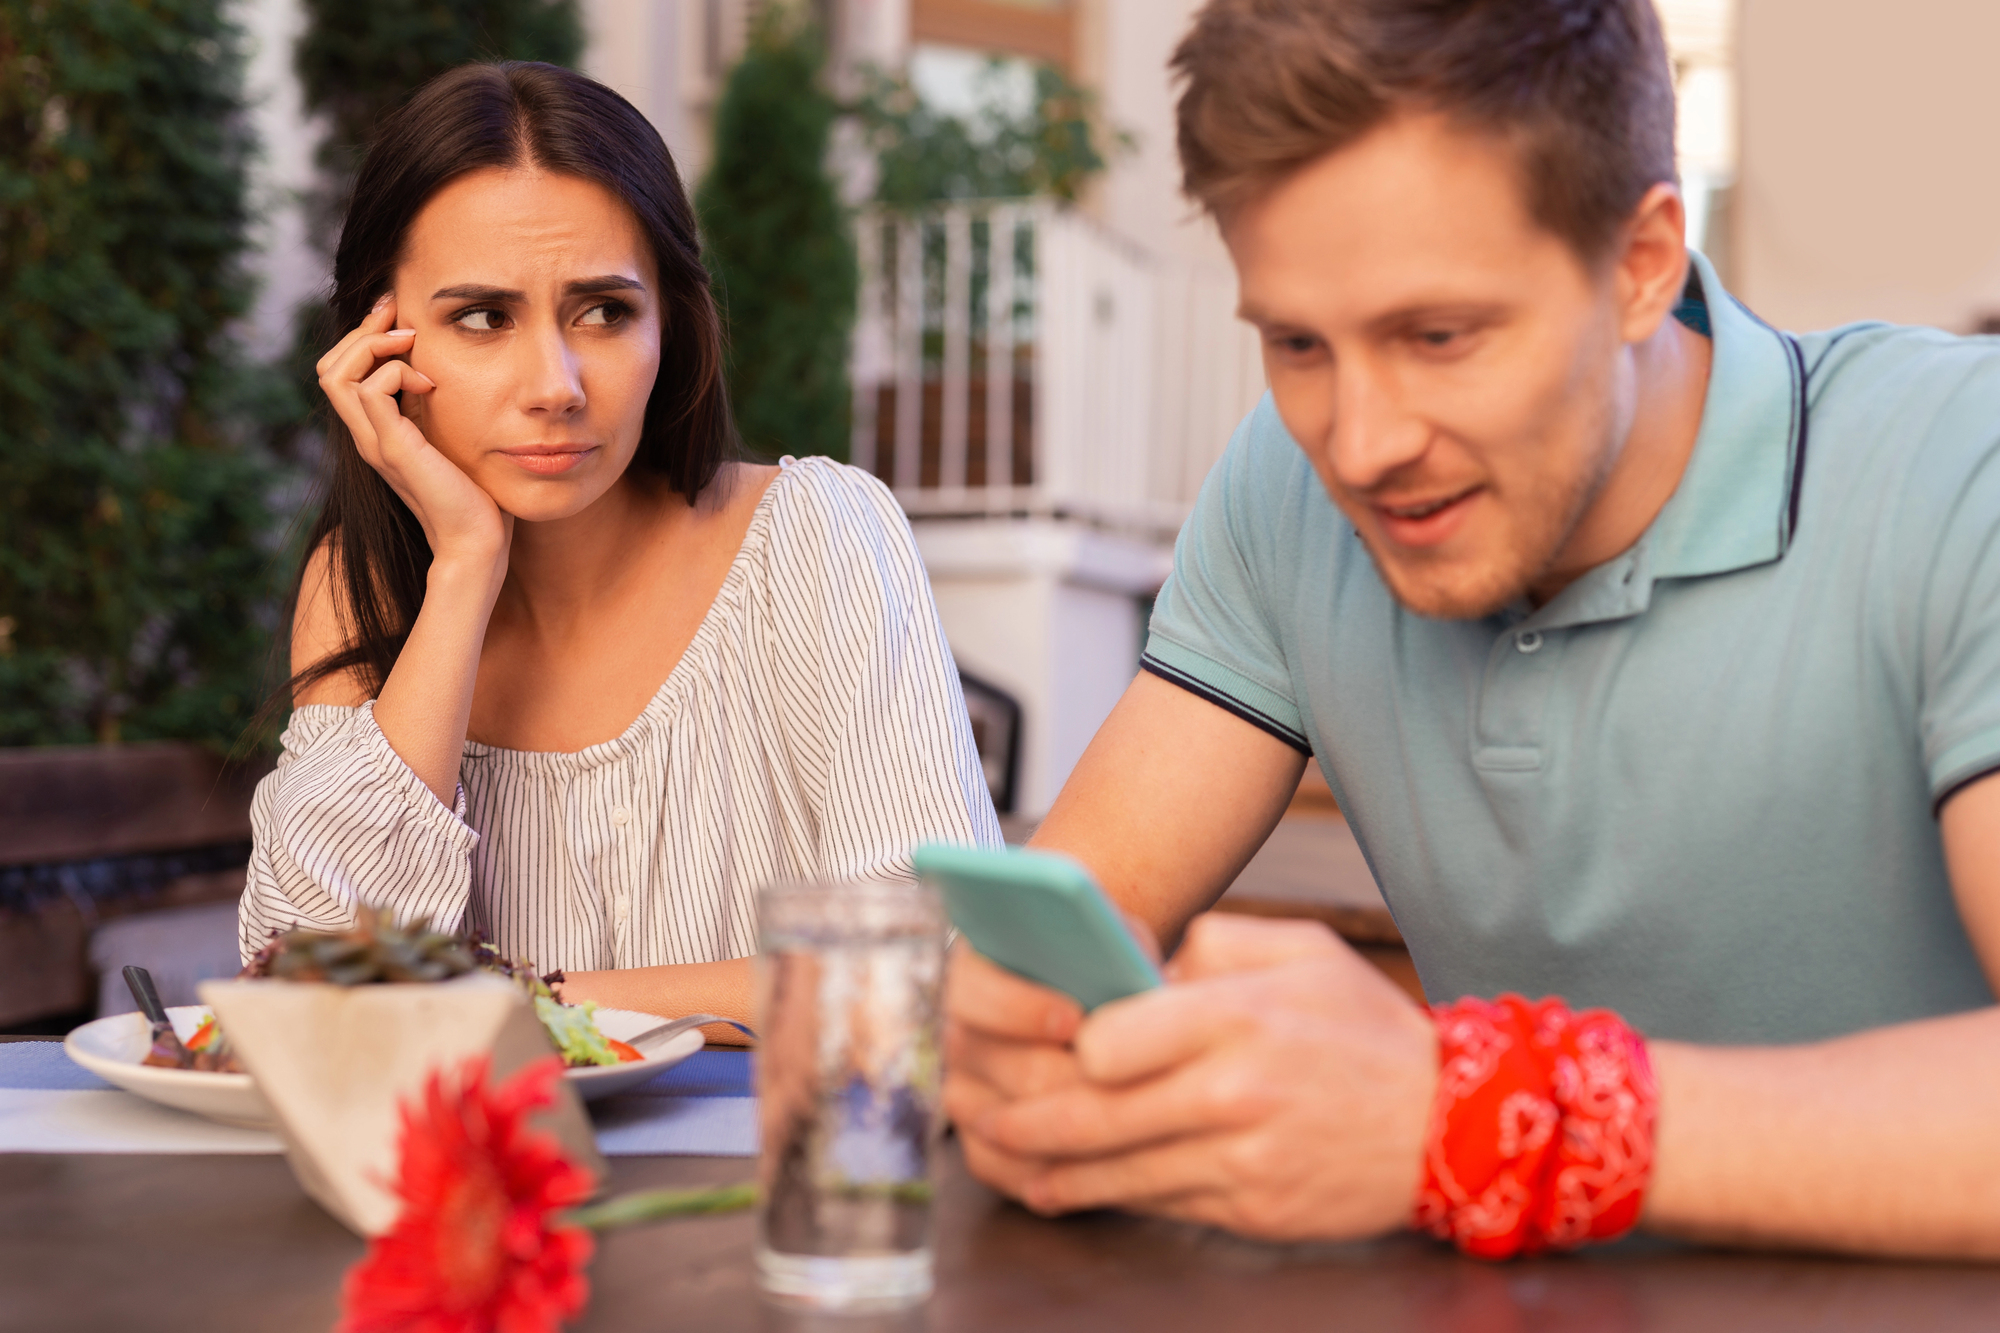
[1145,251,2000,1044]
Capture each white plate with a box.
[65,1006,272,1129]
[64,1003,706,1128]
[568,1007,707,1101]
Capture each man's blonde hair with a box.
[1172,0,1679,258]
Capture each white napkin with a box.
[0,1090,280,1153]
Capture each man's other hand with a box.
[946,914,1437,1242]
[942,942,1090,1199]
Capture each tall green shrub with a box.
[697,10,856,462]
[0,0,283,748]
[295,0,583,240]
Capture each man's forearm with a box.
[1645,1006,2000,1258]
[1031,672,1305,950]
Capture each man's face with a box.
[1223,114,1636,619]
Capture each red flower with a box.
[338,1056,596,1333]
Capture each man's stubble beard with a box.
[1356,400,1624,623]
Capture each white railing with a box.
[1148,259,1272,516]
[851,201,1261,538]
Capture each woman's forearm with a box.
[373,552,507,806]
[556,957,757,1047]
[1643,1006,2000,1258]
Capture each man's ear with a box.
[1613,182,1692,346]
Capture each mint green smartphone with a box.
[913,843,1162,1011]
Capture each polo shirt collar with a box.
[1509,250,1808,635]
[1645,248,1808,581]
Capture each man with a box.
[943,0,2000,1258]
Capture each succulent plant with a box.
[242,905,478,986]
[233,909,627,1069]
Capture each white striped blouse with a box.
[238,456,1003,970]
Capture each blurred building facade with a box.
[1734,0,2000,334]
[835,0,1264,818]
[1658,0,1737,277]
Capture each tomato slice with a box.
[185,1017,218,1052]
[607,1038,644,1063]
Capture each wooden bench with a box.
[0,745,267,1029]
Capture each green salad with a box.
[533,994,622,1067]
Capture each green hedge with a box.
[0,0,287,748]
[295,0,582,238]
[857,60,1118,212]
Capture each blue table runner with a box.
[0,1041,113,1092]
[0,1041,756,1157]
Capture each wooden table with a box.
[5,1139,1997,1332]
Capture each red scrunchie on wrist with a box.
[1413,994,1657,1260]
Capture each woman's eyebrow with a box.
[432,283,521,303]
[563,275,647,297]
[428,277,646,302]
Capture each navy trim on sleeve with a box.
[1933,761,2000,819]
[1140,654,1312,756]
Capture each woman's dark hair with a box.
[289,61,734,702]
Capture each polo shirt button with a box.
[612,807,630,827]
[1516,630,1544,654]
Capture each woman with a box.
[240,62,1000,1032]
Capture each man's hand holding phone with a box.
[942,912,1440,1242]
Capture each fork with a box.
[620,1012,756,1053]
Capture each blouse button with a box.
[612,807,631,827]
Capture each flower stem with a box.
[564,1182,758,1231]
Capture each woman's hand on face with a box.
[317,293,511,572]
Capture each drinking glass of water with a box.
[755,877,948,1310]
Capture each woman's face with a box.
[392,166,663,522]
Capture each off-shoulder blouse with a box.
[238,456,1002,970]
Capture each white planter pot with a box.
[200,972,604,1236]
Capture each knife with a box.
[124,964,191,1068]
